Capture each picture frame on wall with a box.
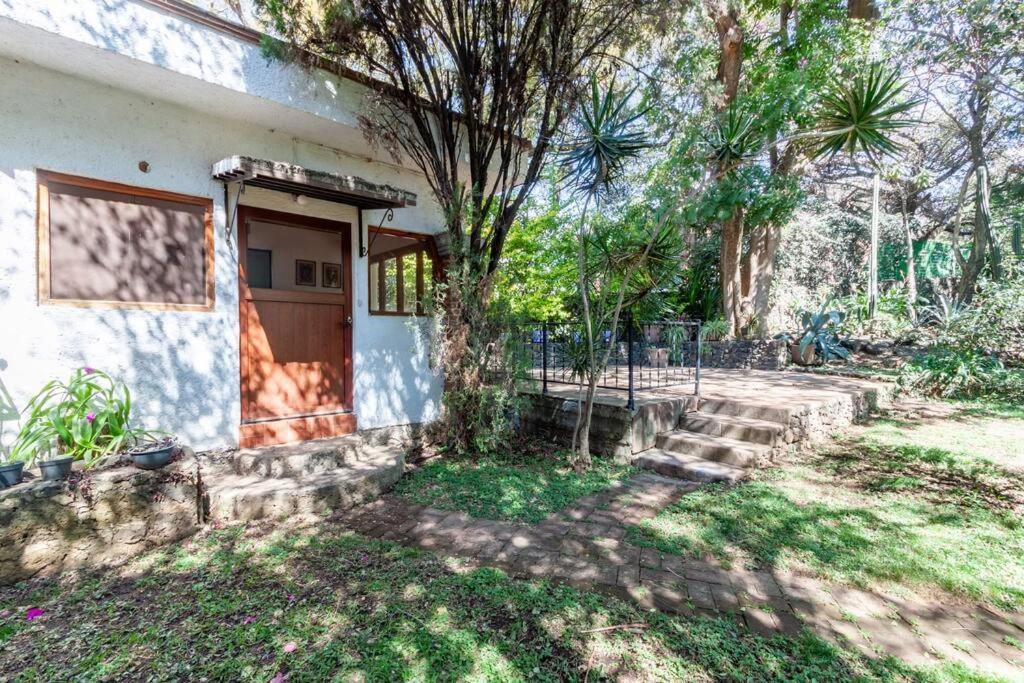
[322,262,342,289]
[295,259,316,287]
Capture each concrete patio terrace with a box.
[518,368,892,460]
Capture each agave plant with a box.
[797,306,851,362]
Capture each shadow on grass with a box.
[627,479,1024,610]
[0,520,958,682]
[393,451,632,523]
[818,439,1024,514]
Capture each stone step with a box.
[205,448,405,522]
[655,430,770,468]
[697,397,793,424]
[679,412,786,446]
[232,436,400,478]
[633,448,747,484]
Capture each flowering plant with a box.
[11,368,155,467]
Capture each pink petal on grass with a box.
[283,641,298,653]
[25,608,44,621]
[241,616,256,625]
[269,673,286,683]
[287,594,297,603]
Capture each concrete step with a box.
[655,430,770,468]
[205,448,405,522]
[232,435,400,478]
[633,448,747,484]
[697,397,793,424]
[679,412,786,446]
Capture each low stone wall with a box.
[519,392,698,462]
[0,455,200,586]
[702,340,788,370]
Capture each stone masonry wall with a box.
[0,455,200,586]
[702,340,788,370]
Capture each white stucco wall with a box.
[0,56,442,450]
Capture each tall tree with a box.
[259,0,642,452]
[694,0,870,336]
[896,0,1024,303]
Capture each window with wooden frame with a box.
[36,170,215,311]
[367,228,436,316]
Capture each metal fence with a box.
[509,317,702,409]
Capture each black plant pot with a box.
[0,461,25,488]
[130,445,174,470]
[38,456,75,481]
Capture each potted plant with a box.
[127,436,177,470]
[11,367,153,473]
[0,451,25,488]
[700,319,730,343]
[789,305,852,366]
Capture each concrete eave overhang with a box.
[213,156,417,209]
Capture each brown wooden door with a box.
[238,207,354,446]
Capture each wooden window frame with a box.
[36,170,216,312]
[367,227,438,317]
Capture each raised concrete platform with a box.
[520,369,891,482]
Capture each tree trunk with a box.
[957,163,993,303]
[868,171,880,318]
[710,3,743,108]
[847,0,879,20]
[706,1,745,336]
[742,222,782,337]
[720,209,744,336]
[900,192,918,325]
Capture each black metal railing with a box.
[509,316,702,409]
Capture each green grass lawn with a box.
[627,400,1024,611]
[393,449,633,523]
[0,524,1002,682]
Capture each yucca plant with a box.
[705,107,760,174]
[558,76,653,471]
[813,64,919,164]
[810,63,920,320]
[559,77,650,199]
[10,368,155,468]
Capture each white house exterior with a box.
[0,0,444,450]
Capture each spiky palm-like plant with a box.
[558,77,652,470]
[811,63,919,318]
[814,64,918,164]
[559,78,650,200]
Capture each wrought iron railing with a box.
[509,317,702,409]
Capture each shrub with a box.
[898,347,1023,400]
[942,272,1024,368]
[11,368,154,467]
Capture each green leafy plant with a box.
[11,368,157,468]
[699,318,730,343]
[898,348,1006,399]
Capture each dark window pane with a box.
[45,177,208,305]
[246,249,272,288]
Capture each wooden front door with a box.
[238,206,355,447]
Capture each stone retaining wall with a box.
[701,340,788,370]
[0,455,200,586]
[519,393,698,461]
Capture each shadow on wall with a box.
[355,317,441,428]
[0,360,19,450]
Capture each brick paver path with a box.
[337,473,1024,679]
